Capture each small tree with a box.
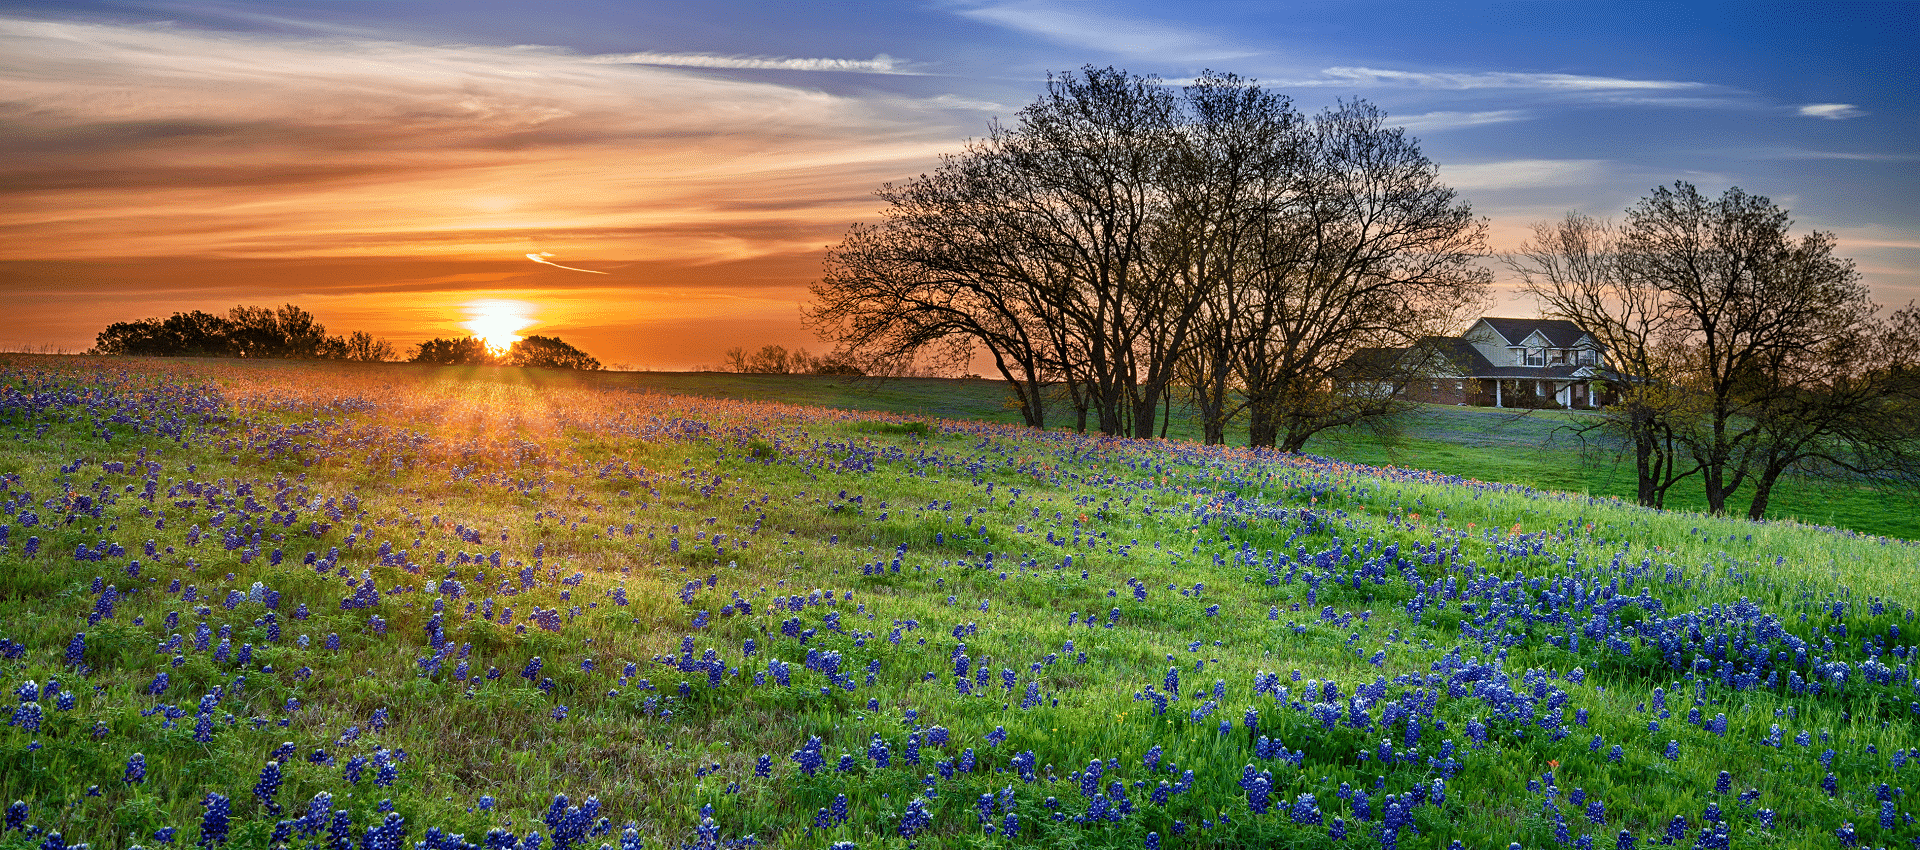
[227,304,331,359]
[411,337,496,365]
[330,331,396,362]
[506,336,602,370]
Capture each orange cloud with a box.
[0,17,967,264]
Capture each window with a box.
[1524,348,1545,367]
[1577,349,1597,365]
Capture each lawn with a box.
[1,355,1917,850]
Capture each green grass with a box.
[0,354,1915,850]
[599,370,1918,541]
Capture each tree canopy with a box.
[807,66,1487,448]
[506,335,602,370]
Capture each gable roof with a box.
[1476,317,1593,349]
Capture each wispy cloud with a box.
[526,252,608,274]
[1798,103,1866,120]
[585,51,911,74]
[1748,147,1916,162]
[1394,110,1529,132]
[0,18,964,263]
[953,1,1258,61]
[1440,159,1609,191]
[1298,66,1708,91]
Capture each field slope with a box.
[1,356,1917,850]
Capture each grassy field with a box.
[598,371,1917,541]
[2,355,1918,850]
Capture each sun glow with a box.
[461,298,537,353]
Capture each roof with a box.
[1475,317,1594,349]
[1419,336,1495,375]
[1333,338,1494,379]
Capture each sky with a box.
[1,0,1914,369]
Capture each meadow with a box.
[590,372,1916,542]
[2,355,1918,850]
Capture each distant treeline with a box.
[721,344,863,375]
[92,304,395,361]
[92,304,603,370]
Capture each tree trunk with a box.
[1278,429,1311,453]
[1746,468,1783,521]
[1630,407,1659,508]
[1247,397,1279,449]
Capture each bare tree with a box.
[1625,183,1874,514]
[1517,184,1911,517]
[810,69,1485,445]
[1508,213,1699,508]
[1239,101,1490,451]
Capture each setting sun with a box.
[461,298,536,354]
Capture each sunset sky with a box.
[2,1,1914,369]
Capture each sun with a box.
[461,299,536,354]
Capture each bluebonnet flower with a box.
[1834,821,1857,848]
[8,702,42,733]
[253,761,283,815]
[200,791,231,846]
[897,797,932,839]
[1289,793,1323,825]
[791,736,824,776]
[125,753,147,784]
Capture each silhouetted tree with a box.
[92,303,395,362]
[506,335,602,370]
[328,330,397,362]
[227,304,331,359]
[410,337,496,365]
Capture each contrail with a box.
[526,252,609,274]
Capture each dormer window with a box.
[1525,349,1545,367]
[1577,349,1597,366]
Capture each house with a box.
[1346,317,1614,409]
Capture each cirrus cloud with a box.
[1798,103,1867,120]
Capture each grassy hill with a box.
[597,370,1916,541]
[2,355,1917,850]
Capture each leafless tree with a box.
[1517,184,1916,517]
[1508,213,1698,508]
[1238,101,1490,451]
[810,68,1486,446]
[1625,183,1875,514]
